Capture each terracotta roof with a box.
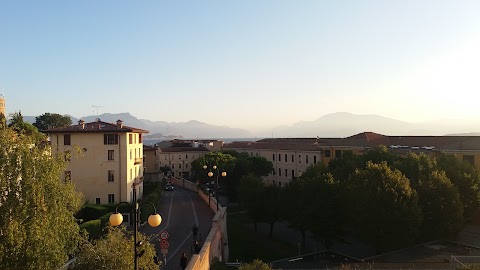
[46,120,149,134]
[143,145,158,151]
[224,132,480,151]
[159,147,210,153]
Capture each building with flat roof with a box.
[47,118,148,204]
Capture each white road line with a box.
[166,232,193,264]
[191,193,199,225]
[150,191,174,242]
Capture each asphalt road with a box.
[140,187,215,270]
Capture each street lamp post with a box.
[203,165,226,211]
[109,181,162,270]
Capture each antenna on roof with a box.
[92,105,105,117]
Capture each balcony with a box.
[134,158,143,165]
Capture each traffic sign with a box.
[160,239,169,249]
[160,230,169,240]
[161,248,168,254]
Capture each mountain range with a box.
[23,112,480,139]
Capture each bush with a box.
[75,204,109,222]
[80,219,102,238]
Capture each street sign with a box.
[160,230,169,240]
[160,239,169,249]
[161,248,168,254]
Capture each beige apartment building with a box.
[47,119,148,204]
[156,142,210,178]
[224,132,480,185]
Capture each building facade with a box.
[224,132,480,185]
[47,119,148,204]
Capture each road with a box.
[140,187,215,270]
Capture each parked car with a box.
[164,184,174,191]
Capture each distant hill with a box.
[272,112,414,137]
[23,112,252,138]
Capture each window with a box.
[256,153,258,156]
[179,164,182,169]
[325,150,331,158]
[172,164,175,169]
[292,170,295,178]
[104,134,119,145]
[279,154,281,161]
[135,148,137,158]
[130,150,132,160]
[285,169,288,177]
[186,163,188,168]
[129,134,133,144]
[95,198,101,204]
[314,156,317,164]
[108,150,114,160]
[186,154,188,159]
[306,155,309,164]
[172,172,175,177]
[291,155,294,162]
[108,194,115,204]
[250,152,253,156]
[273,154,275,161]
[64,171,71,182]
[130,169,132,180]
[278,168,281,176]
[108,170,114,182]
[279,182,282,187]
[299,155,301,163]
[335,150,342,157]
[139,134,142,143]
[285,154,287,162]
[64,134,71,145]
[179,155,181,160]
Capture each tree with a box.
[343,162,422,252]
[259,185,281,238]
[327,150,360,182]
[394,153,464,241]
[191,152,236,183]
[360,146,397,166]
[247,156,274,177]
[238,174,265,232]
[72,226,159,270]
[0,129,84,269]
[33,112,72,131]
[7,111,43,139]
[437,153,480,219]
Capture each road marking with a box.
[191,193,199,225]
[149,190,174,242]
[166,232,193,264]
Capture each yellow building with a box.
[47,119,149,204]
[152,140,211,178]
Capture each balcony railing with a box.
[134,158,143,165]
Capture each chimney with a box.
[116,119,123,128]
[78,119,85,129]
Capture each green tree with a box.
[259,185,281,238]
[72,226,159,270]
[344,162,422,252]
[0,129,84,269]
[437,153,480,219]
[33,112,72,131]
[238,174,265,232]
[395,153,464,241]
[7,111,43,139]
[360,146,397,166]
[327,150,360,182]
[191,152,236,182]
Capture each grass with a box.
[227,209,298,263]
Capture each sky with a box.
[1,1,480,132]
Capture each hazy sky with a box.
[1,1,479,131]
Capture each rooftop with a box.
[46,119,149,134]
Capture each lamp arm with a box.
[114,201,132,213]
[139,201,158,213]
